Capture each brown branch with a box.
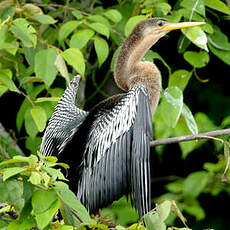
[150,128,230,147]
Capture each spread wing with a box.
[40,75,88,157]
[77,84,152,217]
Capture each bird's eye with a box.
[157,20,164,27]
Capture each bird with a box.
[40,18,204,218]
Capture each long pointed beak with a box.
[164,21,205,31]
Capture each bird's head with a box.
[132,18,205,42]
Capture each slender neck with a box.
[114,31,162,114]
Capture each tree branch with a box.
[150,128,230,147]
[0,122,24,157]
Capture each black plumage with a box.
[40,18,205,219]
[40,77,152,217]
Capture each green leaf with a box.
[70,29,95,50]
[22,3,43,16]
[43,156,58,163]
[35,97,60,103]
[110,47,120,72]
[10,18,37,47]
[1,41,19,55]
[72,10,83,20]
[183,171,208,199]
[28,154,39,165]
[168,70,192,91]
[24,108,39,137]
[156,200,172,222]
[209,44,230,65]
[36,199,60,229]
[3,167,26,181]
[182,27,208,51]
[17,84,45,133]
[208,27,230,65]
[143,50,171,75]
[56,226,74,230]
[175,120,198,158]
[0,178,24,211]
[62,48,85,76]
[182,104,198,135]
[160,87,183,128]
[183,199,205,221]
[44,167,68,181]
[23,46,40,68]
[30,106,47,132]
[8,218,36,230]
[0,157,29,166]
[54,54,70,83]
[103,9,122,23]
[88,22,110,38]
[0,69,20,93]
[32,189,58,214]
[208,26,230,51]
[178,34,191,53]
[116,226,126,230]
[166,10,183,22]
[204,0,230,15]
[45,162,69,170]
[221,116,230,127]
[184,51,209,68]
[58,20,80,44]
[31,15,57,24]
[102,196,138,226]
[28,171,41,185]
[0,219,8,228]
[0,25,19,55]
[124,223,145,230]
[166,180,183,193]
[124,15,146,37]
[180,0,205,16]
[55,181,95,225]
[25,136,42,155]
[156,3,172,16]
[195,112,217,132]
[0,85,7,97]
[94,36,109,67]
[144,211,166,230]
[0,74,19,93]
[34,48,58,87]
[87,15,110,27]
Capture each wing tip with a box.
[71,75,81,87]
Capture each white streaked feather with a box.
[40,75,88,156]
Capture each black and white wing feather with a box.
[77,83,152,217]
[40,75,88,156]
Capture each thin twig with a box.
[35,3,91,16]
[20,90,35,107]
[150,128,230,147]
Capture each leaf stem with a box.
[193,68,209,83]
[20,90,35,107]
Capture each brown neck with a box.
[114,30,162,114]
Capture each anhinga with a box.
[40,18,204,218]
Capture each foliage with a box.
[0,154,191,230]
[0,0,230,229]
[0,154,103,229]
